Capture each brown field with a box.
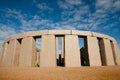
[0,66,120,80]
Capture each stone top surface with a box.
[5,30,116,42]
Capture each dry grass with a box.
[0,66,120,80]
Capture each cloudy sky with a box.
[0,0,120,50]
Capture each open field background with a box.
[0,66,120,80]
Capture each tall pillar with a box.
[2,40,20,66]
[19,37,36,67]
[0,42,8,66]
[65,35,81,67]
[87,36,101,66]
[100,39,115,65]
[40,35,56,67]
[61,37,65,59]
[13,39,21,66]
[111,41,120,65]
[56,37,59,59]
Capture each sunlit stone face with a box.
[0,30,120,67]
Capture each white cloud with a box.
[113,0,120,11]
[36,3,53,11]
[65,0,82,5]
[57,0,74,10]
[58,0,82,10]
[0,24,16,48]
[96,0,120,13]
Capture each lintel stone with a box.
[48,30,71,35]
[72,30,92,36]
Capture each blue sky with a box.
[0,0,120,50]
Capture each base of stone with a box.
[0,66,120,80]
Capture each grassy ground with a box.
[0,66,120,80]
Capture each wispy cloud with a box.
[65,0,82,5]
[0,0,120,49]
[57,0,120,31]
[0,24,16,48]
[96,0,120,13]
[36,3,53,11]
[58,0,82,10]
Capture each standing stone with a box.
[40,35,56,67]
[111,42,120,65]
[0,42,8,66]
[2,40,19,66]
[19,37,36,67]
[13,39,21,66]
[56,37,59,59]
[100,39,115,65]
[87,36,101,66]
[61,37,65,59]
[65,35,81,67]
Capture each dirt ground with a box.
[0,66,120,80]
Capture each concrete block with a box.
[2,40,19,66]
[40,35,56,67]
[13,39,21,66]
[101,39,115,65]
[92,32,106,38]
[65,35,81,67]
[92,32,115,41]
[19,37,36,67]
[0,42,8,66]
[26,30,48,37]
[55,37,59,59]
[72,30,92,36]
[111,42,120,65]
[61,37,65,58]
[49,30,71,35]
[87,36,101,66]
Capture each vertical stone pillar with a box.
[56,37,59,59]
[87,36,101,66]
[111,41,120,65]
[13,39,21,66]
[100,39,115,65]
[2,40,20,66]
[19,37,36,67]
[65,35,81,67]
[61,37,65,59]
[0,42,8,66]
[40,35,56,67]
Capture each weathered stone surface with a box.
[0,30,120,67]
[49,30,71,35]
[40,35,56,67]
[2,40,19,66]
[87,36,101,66]
[19,37,36,67]
[61,37,65,58]
[72,30,92,36]
[65,35,81,67]
[0,42,8,66]
[100,39,115,65]
[13,39,21,66]
[55,37,59,59]
[111,42,120,65]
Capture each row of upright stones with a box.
[0,30,120,67]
